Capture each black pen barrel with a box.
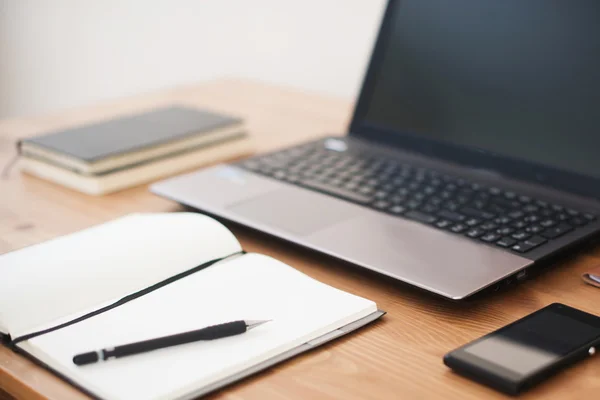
[105,321,247,359]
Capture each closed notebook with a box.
[19,106,247,175]
[0,213,383,400]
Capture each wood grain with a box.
[1,79,600,400]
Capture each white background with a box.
[0,0,386,118]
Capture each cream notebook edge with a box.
[20,136,254,195]
[179,310,385,400]
[0,213,384,400]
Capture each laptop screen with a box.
[357,0,600,181]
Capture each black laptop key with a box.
[523,205,539,213]
[508,210,524,219]
[526,225,543,233]
[524,235,548,247]
[373,201,390,210]
[496,237,517,247]
[511,242,537,253]
[429,196,443,205]
[471,183,485,191]
[461,207,495,220]
[556,213,570,221]
[512,220,528,229]
[456,195,470,204]
[486,203,507,214]
[301,179,372,204]
[405,210,437,224]
[466,228,484,238]
[430,178,442,187]
[476,192,491,201]
[470,199,486,209]
[512,231,531,241]
[436,219,452,229]
[540,219,556,228]
[438,209,465,222]
[569,217,587,226]
[450,223,467,233]
[409,182,421,191]
[440,191,453,199]
[584,213,596,221]
[374,190,388,199]
[540,223,574,239]
[413,192,427,201]
[406,200,422,209]
[512,235,547,253]
[489,187,502,196]
[494,216,512,225]
[519,195,531,203]
[480,222,498,231]
[421,204,439,214]
[423,186,436,195]
[389,205,406,215]
[344,181,358,191]
[465,218,480,227]
[490,198,520,210]
[444,201,460,211]
[496,226,515,236]
[481,232,500,242]
[390,195,406,204]
[358,186,374,195]
[396,188,410,197]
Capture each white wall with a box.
[0,0,386,118]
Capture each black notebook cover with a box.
[20,106,242,162]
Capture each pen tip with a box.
[245,320,272,330]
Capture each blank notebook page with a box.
[24,254,376,400]
[0,213,241,338]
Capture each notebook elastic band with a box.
[11,251,244,345]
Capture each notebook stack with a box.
[18,106,252,195]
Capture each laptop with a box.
[152,0,600,300]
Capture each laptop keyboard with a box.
[238,139,596,254]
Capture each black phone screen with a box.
[460,304,600,378]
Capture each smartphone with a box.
[444,303,600,395]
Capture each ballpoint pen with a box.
[73,320,270,366]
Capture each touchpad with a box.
[227,187,357,236]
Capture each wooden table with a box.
[1,79,600,400]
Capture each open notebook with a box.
[0,213,383,400]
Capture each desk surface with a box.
[1,79,600,400]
